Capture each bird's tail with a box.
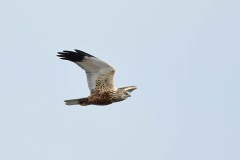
[64,98,89,106]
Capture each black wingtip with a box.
[57,49,94,62]
[74,49,95,58]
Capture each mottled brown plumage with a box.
[57,49,137,106]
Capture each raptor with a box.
[57,49,137,106]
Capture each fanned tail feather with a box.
[64,98,89,106]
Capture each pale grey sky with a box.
[0,0,239,160]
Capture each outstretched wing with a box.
[57,49,116,93]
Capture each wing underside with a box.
[57,49,116,92]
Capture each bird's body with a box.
[57,49,137,106]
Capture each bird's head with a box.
[116,86,137,101]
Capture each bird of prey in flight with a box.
[57,49,137,106]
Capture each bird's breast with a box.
[88,91,115,105]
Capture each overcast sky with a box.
[0,0,239,160]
